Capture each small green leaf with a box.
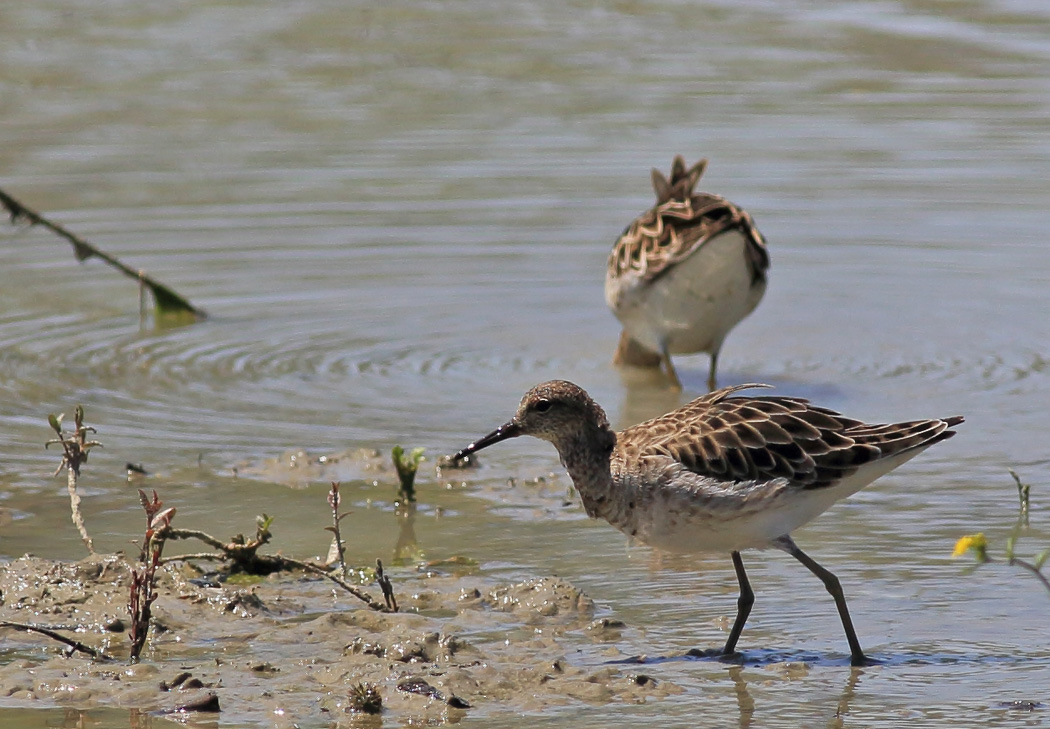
[1007,467,1031,523]
[48,413,63,434]
[392,445,425,503]
[149,280,204,320]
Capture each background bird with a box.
[606,156,770,390]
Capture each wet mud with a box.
[0,553,678,725]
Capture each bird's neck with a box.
[554,427,617,518]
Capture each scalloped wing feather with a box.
[619,385,963,490]
[607,157,770,286]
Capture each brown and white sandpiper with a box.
[453,380,963,665]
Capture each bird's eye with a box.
[534,399,552,413]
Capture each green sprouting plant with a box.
[954,469,1049,595]
[1011,467,1031,527]
[391,445,425,503]
[46,405,102,554]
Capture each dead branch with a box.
[0,620,111,661]
[0,187,206,320]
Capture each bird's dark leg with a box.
[660,344,682,390]
[722,550,755,656]
[774,535,866,666]
[707,349,720,392]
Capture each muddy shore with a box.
[0,551,678,725]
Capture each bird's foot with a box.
[686,647,744,663]
[851,653,881,667]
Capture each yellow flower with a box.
[952,533,988,560]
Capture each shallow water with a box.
[2,0,1049,726]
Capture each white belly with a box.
[636,485,840,553]
[607,231,764,356]
[616,448,930,554]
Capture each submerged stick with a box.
[0,620,110,661]
[1008,557,1050,594]
[0,187,206,321]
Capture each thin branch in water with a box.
[0,620,111,661]
[1008,557,1050,595]
[0,186,206,321]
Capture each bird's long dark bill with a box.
[452,421,522,461]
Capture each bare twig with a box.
[326,482,350,578]
[159,524,389,611]
[282,556,390,612]
[376,559,398,612]
[163,516,275,574]
[129,490,176,661]
[0,620,110,661]
[46,405,101,555]
[0,187,206,320]
[164,528,229,552]
[159,552,224,563]
[1008,557,1050,595]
